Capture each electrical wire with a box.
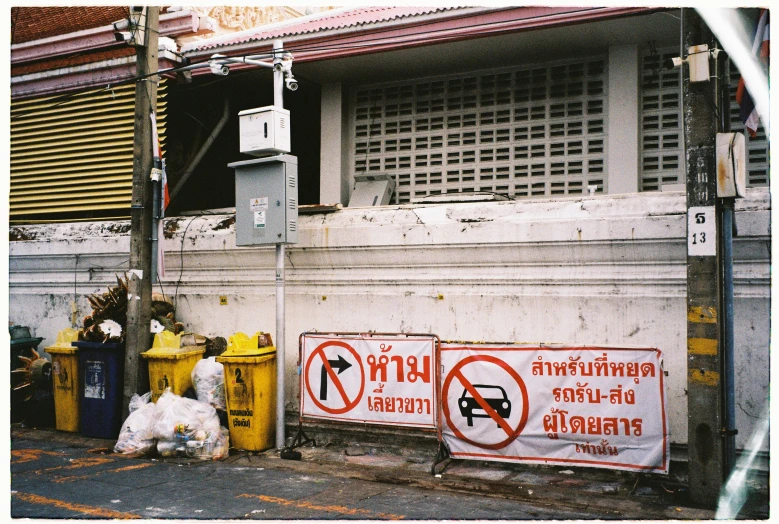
[174,215,201,310]
[11,6,660,121]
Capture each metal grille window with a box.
[10,81,168,223]
[352,57,608,204]
[641,48,683,191]
[642,48,769,191]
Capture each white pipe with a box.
[272,39,286,450]
[275,244,286,450]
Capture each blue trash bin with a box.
[74,341,124,439]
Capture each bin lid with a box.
[10,337,44,349]
[220,331,276,358]
[72,340,124,350]
[151,331,181,350]
[141,345,205,360]
[45,328,81,354]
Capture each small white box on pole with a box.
[239,106,291,156]
[716,132,747,198]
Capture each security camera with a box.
[209,62,229,76]
[285,76,298,91]
[273,63,284,72]
[114,31,132,42]
[663,56,685,70]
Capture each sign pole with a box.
[273,40,286,450]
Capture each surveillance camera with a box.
[209,61,229,76]
[285,77,298,91]
[273,63,284,72]
[663,56,685,70]
[114,31,132,42]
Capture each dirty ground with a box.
[10,425,768,520]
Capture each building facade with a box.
[9,7,770,464]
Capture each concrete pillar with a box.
[320,83,351,204]
[607,45,640,194]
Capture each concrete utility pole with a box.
[124,6,159,419]
[683,9,724,506]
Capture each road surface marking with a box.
[12,492,141,519]
[11,449,65,464]
[237,494,405,520]
[54,462,154,483]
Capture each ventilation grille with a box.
[10,80,168,222]
[641,48,683,192]
[641,48,769,191]
[352,57,608,204]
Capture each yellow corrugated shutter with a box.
[10,80,168,223]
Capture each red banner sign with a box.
[300,334,439,429]
[441,344,669,473]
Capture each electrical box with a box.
[688,44,710,83]
[238,106,291,156]
[348,174,395,207]
[229,155,298,245]
[716,132,747,198]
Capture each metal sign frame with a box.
[292,331,443,445]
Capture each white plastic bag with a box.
[114,394,157,455]
[191,357,226,410]
[184,426,230,460]
[129,391,152,413]
[151,389,221,442]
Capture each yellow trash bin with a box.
[216,332,276,451]
[141,331,205,402]
[45,328,81,432]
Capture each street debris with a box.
[560,470,574,475]
[191,357,226,410]
[114,389,229,460]
[81,276,184,344]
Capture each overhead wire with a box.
[10,6,655,121]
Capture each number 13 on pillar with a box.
[687,206,716,257]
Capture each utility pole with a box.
[683,8,724,506]
[124,6,159,419]
[272,40,287,450]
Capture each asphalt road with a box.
[12,433,600,520]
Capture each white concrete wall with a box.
[9,190,770,452]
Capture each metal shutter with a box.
[641,48,683,192]
[728,66,770,187]
[10,80,168,223]
[352,57,608,204]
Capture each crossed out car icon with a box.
[458,384,511,427]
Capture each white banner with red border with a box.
[300,333,439,429]
[440,343,669,473]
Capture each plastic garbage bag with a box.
[114,393,157,455]
[191,357,226,410]
[184,426,230,460]
[156,440,181,457]
[151,389,221,443]
[129,391,152,413]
